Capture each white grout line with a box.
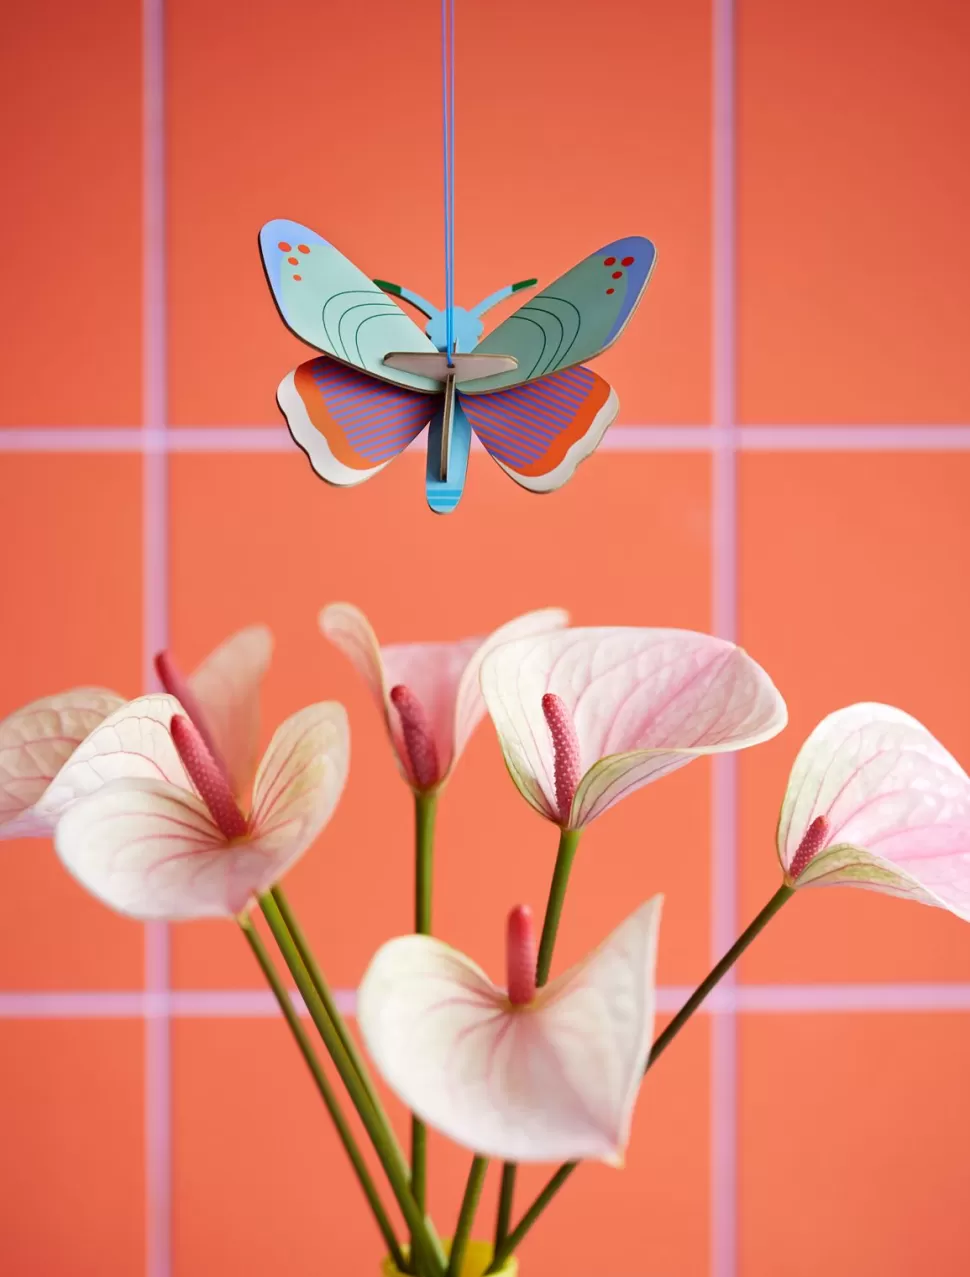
[141,0,170,1272]
[5,424,970,453]
[1,984,968,1018]
[711,1,738,1274]
[738,425,970,450]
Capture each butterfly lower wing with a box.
[459,236,656,394]
[259,219,440,392]
[459,366,617,492]
[279,356,438,486]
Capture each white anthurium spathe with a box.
[319,603,568,792]
[357,896,663,1165]
[55,702,349,920]
[0,688,150,840]
[480,627,787,829]
[29,693,192,828]
[155,623,273,797]
[0,624,273,841]
[778,702,970,918]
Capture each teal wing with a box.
[458,236,656,394]
[259,219,440,392]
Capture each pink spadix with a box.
[506,904,538,1005]
[389,684,441,789]
[155,650,231,782]
[541,693,582,824]
[789,814,830,881]
[170,714,249,840]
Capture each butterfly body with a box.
[260,219,657,513]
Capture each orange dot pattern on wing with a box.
[278,241,291,251]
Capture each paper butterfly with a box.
[259,219,657,514]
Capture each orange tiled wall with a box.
[2,1,970,1274]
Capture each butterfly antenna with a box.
[469,278,538,318]
[373,279,438,320]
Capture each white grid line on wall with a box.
[710,1,738,1274]
[141,0,171,1272]
[4,425,970,452]
[2,983,970,1020]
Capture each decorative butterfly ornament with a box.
[259,219,657,513]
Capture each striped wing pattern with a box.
[458,365,618,493]
[278,356,438,487]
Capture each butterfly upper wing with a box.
[458,366,618,492]
[457,236,656,394]
[280,355,438,487]
[259,219,441,392]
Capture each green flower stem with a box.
[492,826,582,1251]
[486,881,796,1273]
[259,891,447,1277]
[535,827,582,985]
[238,915,406,1272]
[648,881,794,1067]
[447,1156,489,1277]
[414,790,437,936]
[269,885,387,1125]
[410,790,437,1268]
[492,1163,517,1255]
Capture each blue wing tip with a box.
[259,218,332,251]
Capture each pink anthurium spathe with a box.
[480,627,787,829]
[0,688,126,839]
[0,625,272,841]
[319,603,568,792]
[357,896,662,1165]
[154,623,273,797]
[55,701,349,920]
[29,692,195,830]
[777,703,970,919]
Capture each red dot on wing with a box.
[293,274,302,281]
[612,270,623,279]
[603,256,616,266]
[298,244,310,253]
[621,255,635,266]
[278,241,291,251]
[606,288,615,294]
[287,256,299,264]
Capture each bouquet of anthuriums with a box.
[2,606,968,1277]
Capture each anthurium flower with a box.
[357,896,662,1165]
[55,702,348,920]
[480,627,786,829]
[21,692,194,829]
[0,625,272,841]
[154,623,273,796]
[0,688,126,839]
[777,703,970,919]
[319,604,568,792]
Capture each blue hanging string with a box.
[441,0,456,363]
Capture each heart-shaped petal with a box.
[188,625,273,797]
[320,604,567,788]
[248,701,350,884]
[778,703,970,918]
[54,701,350,921]
[481,628,786,827]
[0,688,125,838]
[357,897,662,1165]
[54,777,265,918]
[32,693,191,826]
